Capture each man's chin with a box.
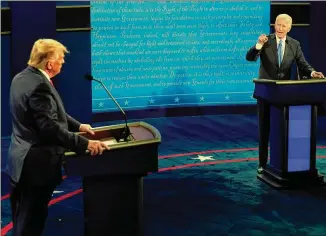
[276,33,285,38]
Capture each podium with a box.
[253,78,326,189]
[63,121,161,236]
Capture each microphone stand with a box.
[86,75,131,142]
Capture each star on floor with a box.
[200,96,205,101]
[124,100,129,105]
[149,98,155,104]
[191,155,215,162]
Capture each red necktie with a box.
[49,80,54,87]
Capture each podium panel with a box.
[253,79,326,189]
[63,121,161,236]
[269,105,285,172]
[287,105,311,172]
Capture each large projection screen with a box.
[91,1,270,113]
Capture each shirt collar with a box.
[37,68,51,81]
[275,35,286,45]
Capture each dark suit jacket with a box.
[7,66,88,186]
[246,34,314,83]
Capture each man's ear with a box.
[46,61,52,70]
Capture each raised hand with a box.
[257,34,269,45]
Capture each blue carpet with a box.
[2,114,326,236]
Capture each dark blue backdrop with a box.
[1,1,92,137]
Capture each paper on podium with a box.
[102,138,117,146]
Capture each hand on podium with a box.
[79,124,110,155]
[87,140,110,156]
[79,124,95,135]
[312,71,324,79]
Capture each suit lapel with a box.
[270,35,279,67]
[280,38,293,68]
[47,85,66,113]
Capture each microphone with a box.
[85,74,131,142]
[277,68,284,80]
[285,39,308,80]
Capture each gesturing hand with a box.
[258,34,268,45]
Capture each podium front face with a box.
[64,121,161,176]
[269,105,316,173]
[253,79,326,189]
[287,106,312,172]
[63,122,161,236]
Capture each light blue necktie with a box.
[278,40,283,67]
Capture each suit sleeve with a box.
[294,43,315,77]
[246,45,261,62]
[28,82,88,153]
[66,113,81,132]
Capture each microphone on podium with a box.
[85,74,131,142]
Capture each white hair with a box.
[276,14,292,26]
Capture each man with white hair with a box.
[246,14,324,173]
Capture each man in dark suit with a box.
[7,38,110,236]
[246,14,324,173]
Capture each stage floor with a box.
[2,114,326,236]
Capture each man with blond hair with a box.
[8,38,109,236]
[246,14,324,174]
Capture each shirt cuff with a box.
[255,43,263,50]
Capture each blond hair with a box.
[27,39,69,69]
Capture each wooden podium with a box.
[253,78,326,189]
[63,121,161,236]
